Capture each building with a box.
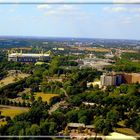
[100,73,123,86]
[105,52,114,59]
[8,53,51,62]
[67,123,95,130]
[122,73,140,84]
[100,72,140,87]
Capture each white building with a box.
[8,53,51,62]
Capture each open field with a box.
[34,92,59,103]
[74,47,111,52]
[114,128,138,136]
[0,105,29,118]
[0,120,7,126]
[0,73,30,88]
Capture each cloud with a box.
[103,6,127,12]
[36,4,94,22]
[103,6,140,13]
[37,4,51,10]
[44,5,79,16]
[113,0,140,3]
[37,4,87,17]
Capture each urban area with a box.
[0,37,140,140]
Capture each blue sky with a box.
[0,0,140,39]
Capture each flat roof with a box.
[9,53,50,57]
[68,123,85,128]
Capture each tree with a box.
[94,117,105,133]
[78,116,88,124]
[49,57,60,75]
[49,96,61,106]
[133,118,140,133]
[21,93,26,100]
[66,110,78,123]
[30,124,41,135]
[49,122,57,135]
[40,121,50,135]
[107,109,119,126]
[30,95,35,103]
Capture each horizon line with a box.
[0,35,140,41]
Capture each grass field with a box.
[74,46,111,52]
[114,128,138,136]
[0,120,7,126]
[34,92,59,103]
[0,105,29,118]
[0,73,30,88]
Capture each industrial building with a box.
[8,52,51,62]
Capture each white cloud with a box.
[113,0,140,3]
[37,4,51,10]
[103,6,127,12]
[37,4,79,16]
[36,4,94,21]
[103,6,140,13]
[44,5,79,16]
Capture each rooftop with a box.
[8,53,50,57]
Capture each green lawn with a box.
[34,92,59,103]
[0,105,29,118]
[114,128,137,136]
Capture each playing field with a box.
[34,93,59,103]
[0,73,30,88]
[0,105,29,118]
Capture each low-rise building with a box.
[100,73,122,86]
[122,73,140,84]
[100,72,140,87]
[8,53,51,62]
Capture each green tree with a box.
[30,124,41,135]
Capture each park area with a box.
[0,105,29,118]
[0,73,30,88]
[0,105,29,126]
[34,92,59,103]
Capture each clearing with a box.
[0,73,30,88]
[34,92,59,103]
[0,105,29,118]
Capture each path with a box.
[48,100,65,115]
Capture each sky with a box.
[0,0,140,40]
